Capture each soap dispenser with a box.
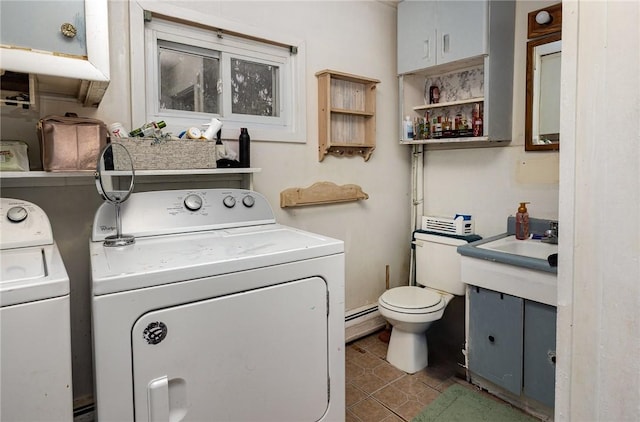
[515,202,530,240]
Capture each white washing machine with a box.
[90,189,345,421]
[0,198,74,422]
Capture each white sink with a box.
[459,235,558,306]
[477,235,557,260]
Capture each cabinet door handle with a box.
[442,33,450,55]
[488,335,495,343]
[423,39,431,61]
[60,23,77,38]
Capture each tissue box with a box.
[112,138,217,170]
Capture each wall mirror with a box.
[95,143,136,247]
[525,3,562,151]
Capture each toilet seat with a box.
[379,286,444,314]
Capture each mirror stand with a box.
[103,202,135,247]
[96,143,136,247]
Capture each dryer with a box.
[0,198,74,421]
[90,189,345,421]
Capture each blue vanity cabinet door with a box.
[0,1,87,57]
[523,300,557,408]
[469,286,523,396]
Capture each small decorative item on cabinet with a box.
[315,70,380,162]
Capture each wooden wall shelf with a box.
[280,181,369,208]
[316,70,380,162]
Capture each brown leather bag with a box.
[37,113,108,171]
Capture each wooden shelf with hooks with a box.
[316,70,380,162]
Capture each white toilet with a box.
[378,232,467,373]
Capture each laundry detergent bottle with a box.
[515,202,530,240]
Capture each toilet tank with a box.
[414,232,467,295]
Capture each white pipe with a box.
[409,144,425,286]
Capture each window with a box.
[130,2,306,142]
[158,40,220,114]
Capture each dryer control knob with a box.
[242,195,255,208]
[184,194,203,211]
[223,195,236,208]
[7,206,28,223]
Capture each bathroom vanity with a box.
[457,218,558,418]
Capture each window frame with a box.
[129,0,306,143]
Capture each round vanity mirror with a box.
[95,143,136,247]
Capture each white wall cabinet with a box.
[0,0,110,107]
[397,0,487,74]
[397,0,515,147]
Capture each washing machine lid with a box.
[380,286,444,314]
[90,224,344,296]
[0,243,70,307]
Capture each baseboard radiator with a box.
[345,304,386,343]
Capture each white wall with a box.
[105,0,411,309]
[556,1,640,420]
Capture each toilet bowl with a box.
[378,231,469,374]
[378,286,453,373]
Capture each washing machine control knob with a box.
[223,195,236,208]
[7,206,28,223]
[242,195,255,208]
[184,194,203,211]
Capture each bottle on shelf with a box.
[130,121,166,137]
[109,122,129,138]
[423,111,430,139]
[433,116,442,138]
[239,128,250,168]
[403,116,414,140]
[472,103,483,137]
[429,85,440,104]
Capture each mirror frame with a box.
[95,143,136,204]
[525,32,562,151]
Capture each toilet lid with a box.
[379,286,444,314]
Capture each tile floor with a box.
[345,329,461,421]
[345,329,535,422]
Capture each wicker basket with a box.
[112,138,217,170]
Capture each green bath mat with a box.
[412,383,538,422]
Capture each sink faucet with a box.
[542,221,558,244]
